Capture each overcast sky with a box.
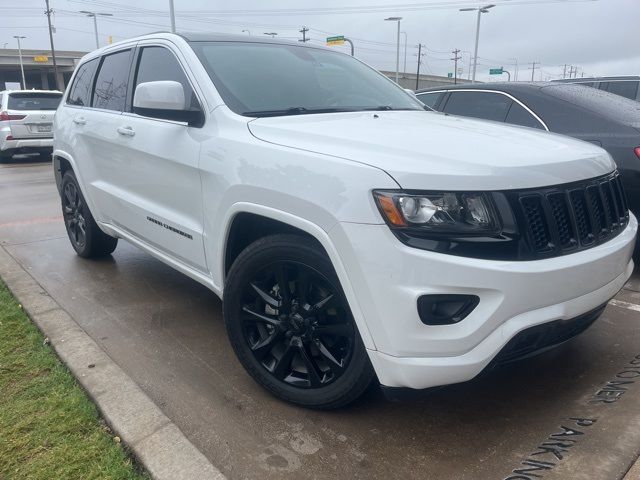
[2,0,638,82]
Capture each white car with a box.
[0,89,62,160]
[53,33,637,408]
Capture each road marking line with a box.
[0,215,62,228]
[609,299,640,313]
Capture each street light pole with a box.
[384,17,402,84]
[508,57,519,81]
[14,36,26,89]
[401,31,407,77]
[79,11,113,49]
[169,0,176,33]
[460,4,495,83]
[242,29,251,35]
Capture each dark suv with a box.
[416,82,640,224]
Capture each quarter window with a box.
[416,92,443,109]
[604,81,639,100]
[67,58,98,107]
[505,102,544,129]
[442,91,512,122]
[133,46,197,110]
[92,50,132,112]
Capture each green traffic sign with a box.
[447,72,453,78]
[326,35,345,44]
[490,67,504,75]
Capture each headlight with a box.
[373,190,500,235]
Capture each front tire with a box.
[223,234,374,409]
[60,170,118,258]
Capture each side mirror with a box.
[133,80,203,127]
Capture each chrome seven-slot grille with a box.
[515,172,629,257]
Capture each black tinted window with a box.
[604,81,639,100]
[416,92,443,109]
[93,50,132,111]
[8,92,62,110]
[505,102,544,129]
[67,58,98,107]
[442,91,512,122]
[133,47,197,110]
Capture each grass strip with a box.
[0,282,148,480]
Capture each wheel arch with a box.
[219,203,377,350]
[52,150,107,229]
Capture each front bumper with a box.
[333,215,637,390]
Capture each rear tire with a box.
[223,234,374,409]
[60,170,118,258]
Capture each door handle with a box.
[117,126,135,137]
[73,116,86,125]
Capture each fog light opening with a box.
[417,294,479,326]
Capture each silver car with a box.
[0,89,62,160]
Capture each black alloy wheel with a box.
[62,181,87,251]
[60,170,118,258]
[224,234,374,409]
[241,260,354,388]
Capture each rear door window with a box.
[132,46,197,110]
[442,91,512,122]
[8,92,62,110]
[604,81,639,100]
[67,58,99,107]
[416,92,444,110]
[92,49,132,112]
[505,102,545,129]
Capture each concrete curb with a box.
[0,245,226,480]
[625,456,640,480]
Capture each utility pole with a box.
[299,26,309,42]
[44,0,61,91]
[169,0,176,33]
[562,64,568,79]
[415,43,423,91]
[13,36,26,89]
[451,48,461,85]
[529,61,538,81]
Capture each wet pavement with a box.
[2,159,640,480]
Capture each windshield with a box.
[8,92,62,111]
[189,41,424,117]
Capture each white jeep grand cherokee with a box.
[53,33,637,408]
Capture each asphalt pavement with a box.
[2,158,640,480]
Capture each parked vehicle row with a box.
[53,33,636,408]
[0,89,62,160]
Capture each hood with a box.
[247,110,615,190]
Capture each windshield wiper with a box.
[243,105,423,117]
[243,107,359,118]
